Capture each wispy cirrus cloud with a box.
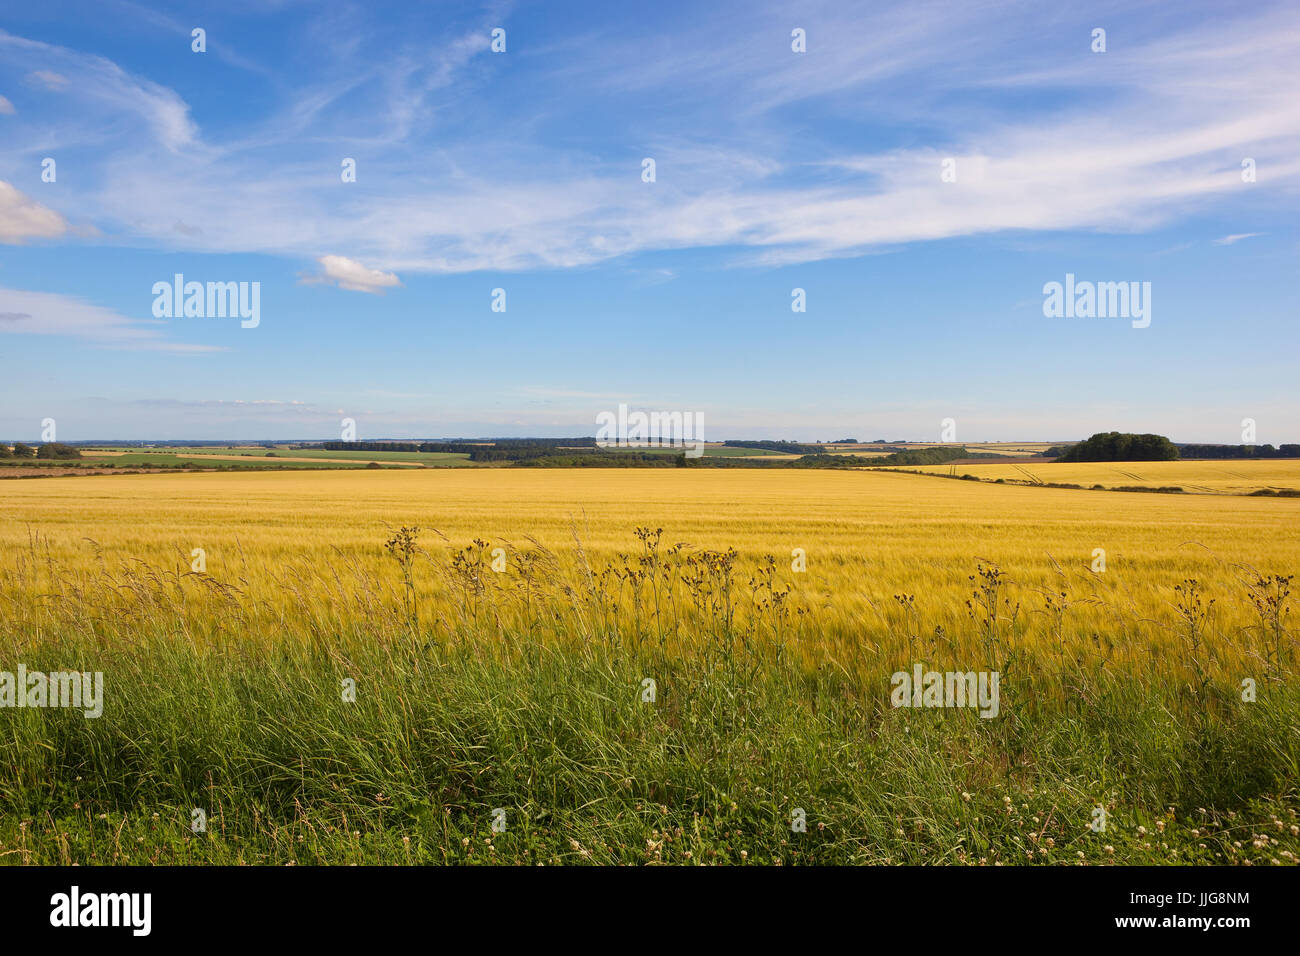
[2,30,196,151]
[0,181,68,243]
[26,69,68,90]
[1,3,1297,273]
[0,287,226,352]
[131,397,331,413]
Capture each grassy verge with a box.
[2,630,1297,865]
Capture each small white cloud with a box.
[0,180,68,243]
[26,70,69,90]
[0,95,14,115]
[302,254,401,294]
[1213,233,1262,245]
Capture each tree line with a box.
[1057,433,1179,462]
[1177,443,1300,459]
[1,442,82,459]
[314,439,597,457]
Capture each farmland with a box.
[900,458,1300,495]
[1,467,1297,865]
[77,446,479,467]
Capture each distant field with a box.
[965,442,1058,457]
[599,443,795,457]
[701,445,794,458]
[898,458,1300,494]
[821,442,1059,458]
[78,450,374,469]
[69,442,1062,468]
[247,448,475,466]
[81,444,785,464]
[81,447,477,467]
[78,451,371,469]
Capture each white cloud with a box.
[3,31,196,150]
[0,287,226,352]
[302,255,402,294]
[1213,233,1262,245]
[26,69,68,90]
[0,94,14,114]
[2,5,1297,272]
[0,181,68,243]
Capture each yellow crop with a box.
[3,468,1297,681]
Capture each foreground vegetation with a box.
[2,633,1297,865]
[1,469,1297,864]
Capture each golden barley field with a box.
[3,466,1299,866]
[3,467,1297,678]
[901,458,1300,494]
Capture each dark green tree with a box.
[1058,432,1179,462]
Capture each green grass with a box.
[3,520,1296,866]
[703,446,794,457]
[2,629,1297,865]
[83,453,375,469]
[261,449,476,465]
[81,447,476,467]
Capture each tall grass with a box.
[1,525,1297,865]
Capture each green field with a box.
[82,452,376,469]
[78,447,477,468]
[77,444,791,465]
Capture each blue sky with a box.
[1,0,1297,442]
